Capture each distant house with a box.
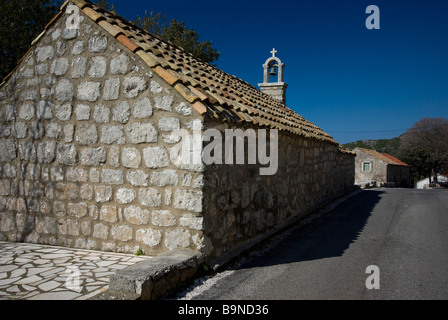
[417,174,448,189]
[353,148,411,188]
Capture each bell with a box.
[269,66,277,76]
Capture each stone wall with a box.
[0,11,205,256]
[201,121,355,262]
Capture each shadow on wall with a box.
[240,190,383,268]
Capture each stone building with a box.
[353,148,410,188]
[0,0,355,264]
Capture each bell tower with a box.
[258,48,288,104]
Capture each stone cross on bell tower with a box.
[258,48,288,104]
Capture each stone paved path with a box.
[0,241,150,300]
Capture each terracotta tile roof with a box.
[1,0,340,146]
[355,148,409,166]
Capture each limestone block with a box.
[77,81,101,102]
[29,121,44,140]
[123,76,148,98]
[121,147,141,169]
[55,79,74,102]
[173,189,202,213]
[64,124,74,143]
[80,146,106,166]
[124,205,149,225]
[95,185,112,203]
[143,146,170,168]
[55,183,78,201]
[35,63,48,76]
[72,41,84,55]
[37,141,56,164]
[101,169,124,185]
[0,180,10,196]
[112,101,130,124]
[165,229,191,250]
[71,56,87,78]
[116,187,136,204]
[175,102,192,116]
[126,170,149,187]
[62,28,78,40]
[88,36,108,52]
[35,46,54,62]
[56,40,66,56]
[93,223,109,239]
[150,80,163,93]
[55,104,72,121]
[18,104,35,120]
[101,125,125,145]
[50,167,64,181]
[111,225,133,242]
[150,170,178,187]
[133,97,152,118]
[50,58,68,76]
[12,122,28,139]
[110,53,130,75]
[68,202,88,218]
[75,104,90,121]
[36,100,53,119]
[151,210,176,227]
[154,96,173,111]
[88,56,107,78]
[35,216,55,235]
[103,78,120,101]
[108,146,120,167]
[126,123,157,144]
[53,201,66,216]
[100,205,118,223]
[179,214,203,230]
[57,144,77,165]
[93,104,110,123]
[66,168,88,182]
[81,220,91,236]
[45,122,61,139]
[76,124,98,145]
[80,184,93,201]
[135,228,161,247]
[139,188,162,207]
[158,117,180,132]
[90,168,100,183]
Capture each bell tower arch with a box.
[258,48,288,104]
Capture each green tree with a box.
[133,11,220,64]
[0,0,62,80]
[399,118,448,183]
[95,0,115,12]
[96,1,220,64]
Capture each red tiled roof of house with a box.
[1,0,347,148]
[355,148,409,166]
[380,153,409,166]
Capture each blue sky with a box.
[100,0,448,144]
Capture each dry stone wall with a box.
[201,121,355,261]
[0,11,205,256]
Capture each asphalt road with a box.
[189,189,448,300]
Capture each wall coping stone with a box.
[106,248,204,300]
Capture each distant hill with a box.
[343,136,401,158]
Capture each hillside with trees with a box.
[343,137,401,158]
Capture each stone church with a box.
[0,0,355,264]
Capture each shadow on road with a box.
[241,190,384,268]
